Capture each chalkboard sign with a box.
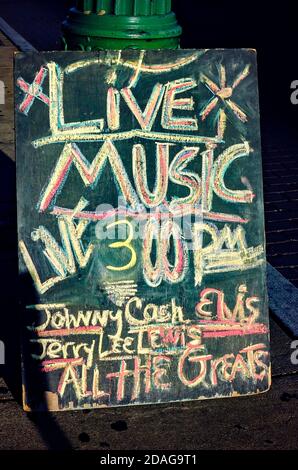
[15,50,270,411]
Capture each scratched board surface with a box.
[15,50,270,412]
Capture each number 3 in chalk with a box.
[106,220,137,271]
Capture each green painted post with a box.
[134,0,151,16]
[62,0,182,51]
[115,0,134,16]
[95,1,114,14]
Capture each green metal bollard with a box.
[62,0,182,50]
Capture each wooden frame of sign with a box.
[15,49,270,411]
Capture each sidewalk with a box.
[263,139,298,287]
[0,30,16,160]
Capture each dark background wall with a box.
[173,0,296,136]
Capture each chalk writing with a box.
[16,49,270,411]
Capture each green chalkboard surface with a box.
[15,49,270,411]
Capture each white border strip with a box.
[0,17,37,52]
